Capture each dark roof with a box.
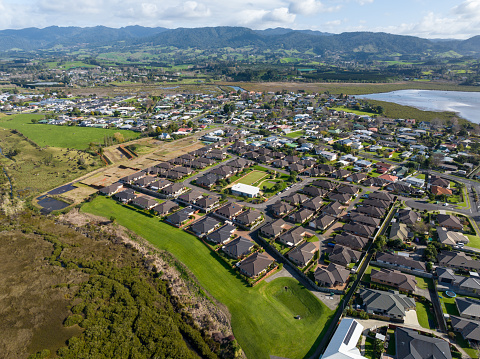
[288,242,317,267]
[311,179,337,190]
[162,183,185,195]
[302,196,324,212]
[190,216,221,236]
[355,205,385,218]
[216,202,244,218]
[323,201,343,216]
[283,193,309,205]
[270,200,294,215]
[334,233,368,250]
[152,200,179,216]
[376,252,426,271]
[451,316,480,342]
[290,208,314,223]
[343,223,376,238]
[328,192,352,204]
[397,209,420,225]
[311,213,336,230]
[196,195,220,208]
[178,190,204,203]
[260,219,288,237]
[206,224,236,244]
[362,198,389,209]
[236,209,262,226]
[329,245,362,267]
[196,173,219,187]
[336,185,358,195]
[368,191,394,202]
[437,214,463,230]
[166,208,193,226]
[238,252,274,277]
[314,263,350,286]
[350,213,381,227]
[301,185,327,197]
[395,327,452,359]
[222,236,254,258]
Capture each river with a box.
[356,89,480,123]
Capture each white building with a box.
[318,151,337,162]
[322,318,367,359]
[231,183,260,198]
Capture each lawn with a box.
[330,106,375,117]
[235,170,268,186]
[466,234,480,249]
[364,336,375,359]
[0,114,139,150]
[284,130,304,138]
[415,301,436,329]
[415,277,434,290]
[81,197,334,359]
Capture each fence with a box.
[370,261,434,279]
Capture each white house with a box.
[322,318,367,359]
[318,151,337,161]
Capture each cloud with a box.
[236,7,295,26]
[356,0,373,5]
[167,1,211,18]
[289,0,341,15]
[263,7,295,23]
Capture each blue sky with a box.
[1,0,480,39]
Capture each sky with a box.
[1,0,480,39]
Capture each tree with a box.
[113,132,125,143]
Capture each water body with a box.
[356,90,480,123]
[37,196,70,212]
[227,86,247,92]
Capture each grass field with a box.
[81,197,334,359]
[330,106,375,117]
[235,170,268,186]
[466,234,480,249]
[415,277,434,290]
[0,114,139,150]
[415,302,436,329]
[285,130,304,138]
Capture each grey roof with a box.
[456,297,480,318]
[270,200,294,215]
[311,179,337,190]
[337,185,359,195]
[216,202,244,218]
[360,289,415,318]
[237,252,274,277]
[190,216,221,236]
[152,200,179,216]
[368,191,394,202]
[302,185,327,197]
[178,190,204,203]
[376,252,426,271]
[166,208,192,226]
[283,193,309,205]
[279,226,312,247]
[206,224,236,244]
[323,201,343,216]
[329,245,362,267]
[437,214,463,230]
[290,208,314,223]
[334,233,368,251]
[398,209,420,225]
[389,222,409,241]
[288,242,317,267]
[260,219,288,238]
[343,223,376,238]
[222,236,253,258]
[350,213,381,227]
[355,205,385,218]
[395,327,452,359]
[311,213,336,230]
[371,269,417,292]
[329,192,352,204]
[236,209,262,226]
[314,263,350,286]
[362,198,389,209]
[451,316,480,341]
[302,196,324,212]
[437,251,480,271]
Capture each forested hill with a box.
[0,25,479,59]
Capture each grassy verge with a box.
[466,234,480,249]
[81,196,333,359]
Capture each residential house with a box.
[323,201,344,217]
[237,252,274,278]
[196,173,219,188]
[152,200,180,217]
[437,214,463,231]
[328,192,352,205]
[436,267,480,296]
[196,195,220,212]
[359,288,415,321]
[349,213,381,228]
[149,178,173,191]
[222,236,254,259]
[343,223,376,238]
[378,174,398,183]
[397,209,420,225]
[356,205,386,218]
[310,213,337,231]
[289,208,315,224]
[314,263,350,287]
[437,251,480,271]
[395,328,452,359]
[260,219,289,239]
[302,196,324,212]
[131,196,158,210]
[436,227,469,247]
[329,245,361,267]
[301,185,327,198]
[190,216,222,237]
[165,208,195,227]
[279,226,314,247]
[337,185,360,196]
[389,222,409,241]
[312,179,338,191]
[206,224,236,244]
[431,185,453,196]
[236,209,263,229]
[113,189,136,203]
[334,233,369,251]
[177,190,204,205]
[283,193,309,206]
[322,319,368,359]
[99,182,123,196]
[270,201,295,217]
[370,269,417,293]
[367,191,394,202]
[346,173,367,183]
[451,316,480,343]
[362,198,390,209]
[331,169,351,180]
[288,242,318,268]
[162,183,186,198]
[430,176,450,188]
[456,297,480,321]
[215,202,244,220]
[375,252,426,272]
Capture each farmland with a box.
[0,114,139,150]
[81,196,334,359]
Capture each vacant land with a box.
[284,130,304,138]
[235,170,268,186]
[0,129,101,198]
[0,114,139,149]
[82,196,334,359]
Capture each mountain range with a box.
[1,25,480,59]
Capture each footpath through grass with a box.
[82,197,333,359]
[0,114,139,149]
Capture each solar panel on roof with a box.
[343,321,357,345]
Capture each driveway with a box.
[404,309,421,328]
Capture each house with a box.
[397,209,420,225]
[323,201,344,217]
[328,192,352,205]
[451,316,480,343]
[436,227,469,247]
[270,201,295,217]
[206,224,236,244]
[405,177,425,188]
[437,251,480,271]
[149,178,173,191]
[437,214,463,231]
[359,288,415,321]
[436,267,480,295]
[301,185,327,198]
[431,185,453,196]
[166,208,195,227]
[260,219,289,238]
[343,223,376,238]
[363,177,388,188]
[152,200,180,216]
[331,169,351,179]
[210,165,235,179]
[378,174,398,183]
[278,226,314,247]
[355,205,385,218]
[456,297,480,321]
[189,216,221,237]
[222,236,254,259]
[215,202,244,219]
[196,195,220,212]
[162,183,186,198]
[113,189,136,203]
[321,318,367,359]
[231,183,260,198]
[334,233,368,251]
[119,171,145,184]
[312,179,337,191]
[134,176,158,188]
[367,191,394,202]
[288,242,318,268]
[178,190,204,205]
[317,151,337,162]
[310,213,337,231]
[283,193,309,206]
[350,213,381,228]
[314,263,350,287]
[131,196,158,210]
[362,198,390,209]
[375,252,426,272]
[289,208,315,224]
[346,173,367,183]
[395,327,452,359]
[329,245,361,267]
[237,252,274,278]
[389,222,409,241]
[236,209,263,229]
[370,269,417,292]
[386,182,413,196]
[337,185,359,196]
[196,173,219,188]
[302,196,324,212]
[99,182,123,196]
[430,176,450,188]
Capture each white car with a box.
[443,203,448,206]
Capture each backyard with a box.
[81,196,334,359]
